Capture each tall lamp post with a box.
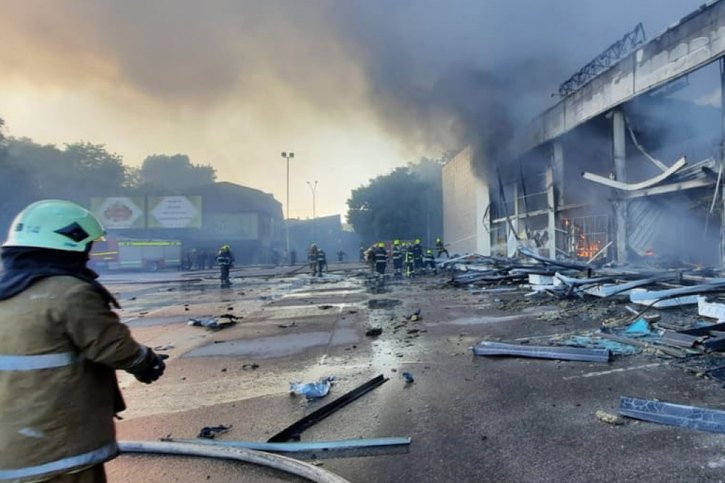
[307,180,318,240]
[281,152,294,256]
[306,180,318,219]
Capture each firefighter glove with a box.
[130,347,168,384]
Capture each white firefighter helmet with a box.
[3,199,105,252]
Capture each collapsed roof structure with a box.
[444,0,725,269]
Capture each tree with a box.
[123,166,144,189]
[0,118,6,152]
[3,139,127,202]
[139,154,216,192]
[346,158,444,245]
[64,142,126,194]
[0,130,36,233]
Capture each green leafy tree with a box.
[0,128,36,233]
[64,142,126,194]
[4,139,126,202]
[139,154,216,192]
[123,166,143,189]
[346,158,444,245]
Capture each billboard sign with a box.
[91,197,145,230]
[147,196,202,229]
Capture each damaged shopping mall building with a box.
[444,0,725,268]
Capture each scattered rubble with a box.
[270,375,388,443]
[595,410,625,426]
[197,424,232,439]
[447,247,725,384]
[188,313,242,330]
[365,327,383,337]
[289,376,336,399]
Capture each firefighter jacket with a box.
[317,250,327,265]
[0,276,147,482]
[374,247,387,265]
[216,252,234,267]
[412,243,423,260]
[391,246,403,262]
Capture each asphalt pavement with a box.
[103,263,725,482]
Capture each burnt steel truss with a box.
[559,23,646,97]
[619,396,725,434]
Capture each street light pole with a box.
[307,180,318,241]
[281,152,294,256]
[306,180,318,220]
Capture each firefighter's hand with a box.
[130,348,168,384]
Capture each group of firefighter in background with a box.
[363,237,449,279]
[181,248,217,271]
[306,238,448,278]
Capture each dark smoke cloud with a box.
[0,0,706,164]
[326,0,706,170]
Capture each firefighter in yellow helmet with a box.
[216,244,235,288]
[308,243,319,276]
[374,242,387,277]
[412,238,423,274]
[435,237,449,258]
[0,200,166,482]
[391,239,404,278]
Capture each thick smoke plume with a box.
[0,0,707,190]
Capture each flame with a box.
[577,239,603,259]
[561,218,607,260]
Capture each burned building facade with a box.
[444,0,725,268]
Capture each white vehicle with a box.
[90,238,182,271]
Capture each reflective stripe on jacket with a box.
[0,276,146,482]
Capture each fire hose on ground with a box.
[118,441,352,483]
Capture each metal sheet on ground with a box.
[619,396,725,434]
[472,341,610,363]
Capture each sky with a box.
[0,0,707,219]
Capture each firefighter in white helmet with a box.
[0,200,167,482]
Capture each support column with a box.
[613,109,628,264]
[507,183,520,257]
[720,59,725,268]
[547,141,564,259]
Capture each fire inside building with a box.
[444,1,725,269]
